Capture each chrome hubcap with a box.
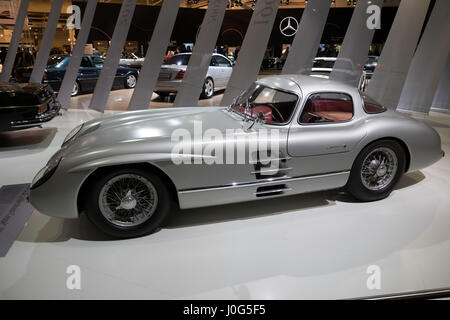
[361,147,398,191]
[204,79,213,96]
[98,174,158,227]
[72,83,78,95]
[127,75,136,87]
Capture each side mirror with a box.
[257,111,265,123]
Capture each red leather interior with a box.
[234,105,274,123]
[301,99,353,123]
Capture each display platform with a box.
[0,109,449,299]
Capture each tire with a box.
[346,139,406,202]
[84,167,173,238]
[200,77,214,99]
[71,81,80,96]
[124,73,137,89]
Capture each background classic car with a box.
[0,82,61,131]
[29,75,444,238]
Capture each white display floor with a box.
[0,109,449,299]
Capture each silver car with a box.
[29,75,444,238]
[155,53,233,99]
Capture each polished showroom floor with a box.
[0,105,449,299]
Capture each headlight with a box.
[30,156,62,189]
[63,124,83,145]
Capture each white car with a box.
[155,53,233,99]
[311,57,367,91]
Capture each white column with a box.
[431,53,450,112]
[90,0,137,112]
[397,0,450,114]
[29,0,64,84]
[129,0,181,110]
[221,0,280,106]
[366,0,431,109]
[0,0,29,82]
[58,0,98,109]
[282,0,331,75]
[173,0,227,107]
[329,0,383,87]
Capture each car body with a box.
[0,82,61,131]
[36,54,139,96]
[119,52,144,69]
[155,53,233,98]
[29,75,444,238]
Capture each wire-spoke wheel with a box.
[125,73,137,88]
[84,167,174,238]
[347,139,406,201]
[360,147,398,191]
[201,78,214,99]
[98,174,158,227]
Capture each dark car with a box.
[0,82,61,131]
[42,54,139,96]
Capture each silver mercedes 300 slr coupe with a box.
[29,75,444,238]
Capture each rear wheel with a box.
[347,139,406,201]
[71,81,80,96]
[84,167,173,238]
[201,77,214,99]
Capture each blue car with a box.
[42,54,139,96]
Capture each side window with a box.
[361,92,386,114]
[210,56,218,67]
[215,56,231,67]
[80,57,92,68]
[92,56,104,68]
[300,92,353,124]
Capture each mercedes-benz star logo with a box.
[279,16,299,37]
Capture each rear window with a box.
[164,54,190,66]
[361,93,386,114]
[313,59,335,68]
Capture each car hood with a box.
[65,107,244,154]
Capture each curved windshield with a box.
[231,83,298,124]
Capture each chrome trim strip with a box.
[248,156,292,165]
[179,171,349,193]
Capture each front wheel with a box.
[201,77,214,99]
[346,139,406,201]
[125,73,137,89]
[84,167,173,238]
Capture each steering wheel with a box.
[267,103,285,123]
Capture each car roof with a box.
[314,57,337,61]
[172,52,230,59]
[257,74,358,96]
